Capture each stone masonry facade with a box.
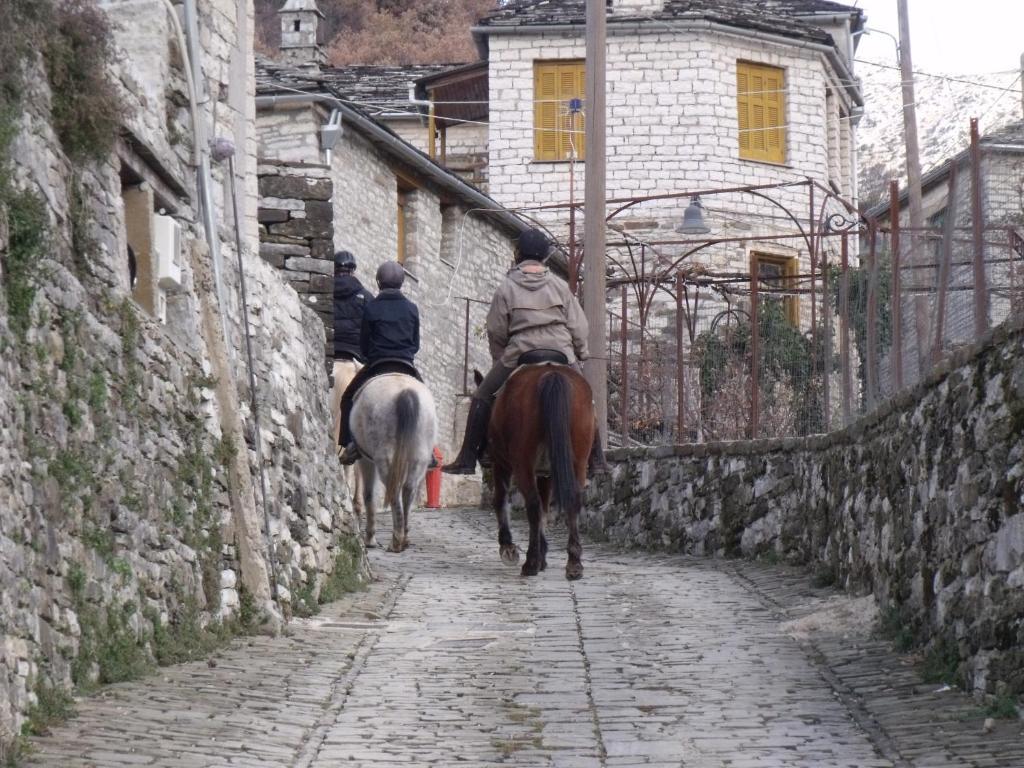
[486,26,858,249]
[257,97,518,506]
[0,0,366,752]
[584,316,1024,698]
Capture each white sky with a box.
[851,0,1024,75]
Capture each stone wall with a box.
[0,0,364,752]
[257,160,336,359]
[583,318,1024,697]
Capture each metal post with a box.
[934,161,959,364]
[749,254,760,439]
[675,272,685,442]
[866,223,879,410]
[970,118,990,338]
[822,249,832,433]
[620,286,628,445]
[1011,228,1022,316]
[808,183,817,394]
[583,0,608,444]
[890,180,904,391]
[568,158,577,293]
[840,234,852,426]
[462,297,471,395]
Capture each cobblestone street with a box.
[25,508,1024,767]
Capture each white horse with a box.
[350,374,437,552]
[330,359,364,519]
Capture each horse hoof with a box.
[520,563,540,578]
[565,563,583,581]
[500,544,520,565]
[540,559,548,572]
[365,536,379,549]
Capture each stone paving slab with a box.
[23,507,1024,767]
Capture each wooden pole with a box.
[427,99,436,160]
[584,0,608,444]
[620,286,628,444]
[897,0,930,377]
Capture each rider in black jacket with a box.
[333,251,373,362]
[337,261,423,465]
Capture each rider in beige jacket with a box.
[443,228,606,476]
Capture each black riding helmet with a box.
[334,250,356,270]
[376,260,405,290]
[516,228,550,263]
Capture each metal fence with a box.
[606,225,1023,447]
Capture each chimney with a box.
[279,0,326,71]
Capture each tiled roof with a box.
[477,0,863,45]
[256,59,465,118]
[981,120,1024,146]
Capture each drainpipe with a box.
[181,0,231,351]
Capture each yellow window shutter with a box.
[738,62,786,164]
[534,60,586,161]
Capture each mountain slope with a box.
[857,61,1022,209]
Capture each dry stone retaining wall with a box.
[584,318,1024,697]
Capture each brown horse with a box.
[488,364,595,580]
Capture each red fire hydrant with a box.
[425,447,443,508]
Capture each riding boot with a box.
[442,399,491,475]
[587,429,610,477]
[337,441,362,466]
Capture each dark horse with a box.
[488,364,595,580]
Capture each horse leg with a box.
[536,476,551,572]
[565,463,587,581]
[517,473,543,577]
[399,481,416,552]
[359,459,378,549]
[493,463,519,565]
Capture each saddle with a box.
[350,358,422,402]
[495,350,570,398]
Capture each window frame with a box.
[752,251,800,327]
[533,59,586,163]
[737,61,787,165]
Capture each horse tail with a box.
[385,388,419,507]
[538,371,579,513]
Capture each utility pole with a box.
[896,0,929,378]
[583,0,608,443]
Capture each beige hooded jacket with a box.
[485,260,589,367]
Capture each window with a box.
[753,253,800,326]
[534,60,585,162]
[737,62,786,164]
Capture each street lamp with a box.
[676,196,710,235]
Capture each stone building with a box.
[471,0,865,325]
[0,0,364,750]
[255,2,531,505]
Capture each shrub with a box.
[43,0,124,161]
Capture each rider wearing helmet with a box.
[332,250,373,363]
[337,260,421,465]
[443,228,607,475]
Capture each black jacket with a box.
[333,274,373,360]
[360,290,420,364]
